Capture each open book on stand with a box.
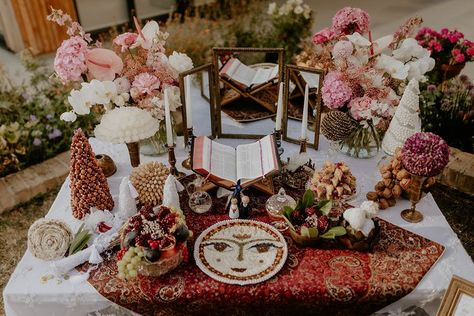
[219,58,279,90]
[192,134,280,191]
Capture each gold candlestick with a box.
[400,174,427,223]
[182,127,194,170]
[299,138,307,154]
[167,144,185,178]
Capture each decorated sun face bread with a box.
[310,161,356,201]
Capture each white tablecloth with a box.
[4,84,474,316]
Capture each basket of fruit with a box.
[338,201,380,251]
[283,190,346,247]
[117,205,192,279]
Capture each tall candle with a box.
[164,88,173,146]
[185,76,193,128]
[275,82,284,131]
[301,84,309,140]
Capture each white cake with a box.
[382,79,421,155]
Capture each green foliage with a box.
[0,50,97,177]
[420,76,474,153]
[320,226,346,239]
[68,224,91,256]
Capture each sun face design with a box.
[194,220,288,285]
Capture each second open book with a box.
[192,135,280,190]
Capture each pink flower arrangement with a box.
[113,33,138,52]
[331,7,370,36]
[401,132,450,177]
[416,27,474,65]
[321,72,353,109]
[53,36,88,82]
[132,73,161,96]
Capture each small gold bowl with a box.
[95,154,117,177]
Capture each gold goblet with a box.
[400,174,428,223]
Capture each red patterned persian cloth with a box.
[81,176,444,315]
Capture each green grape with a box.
[131,257,140,265]
[117,272,126,279]
[127,263,134,270]
[129,270,138,278]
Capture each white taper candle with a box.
[301,84,309,140]
[185,76,192,128]
[275,82,284,130]
[164,88,173,146]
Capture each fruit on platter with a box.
[309,161,357,201]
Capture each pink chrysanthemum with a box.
[321,72,353,109]
[349,96,373,121]
[332,7,370,36]
[401,132,450,177]
[132,73,160,95]
[53,36,88,83]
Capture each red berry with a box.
[305,207,316,216]
[317,215,329,233]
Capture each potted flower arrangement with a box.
[117,204,192,279]
[308,10,434,157]
[282,190,346,246]
[47,9,194,159]
[416,27,474,83]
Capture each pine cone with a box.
[130,162,170,206]
[321,111,355,142]
[69,129,114,219]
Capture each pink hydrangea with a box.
[349,96,373,121]
[332,40,353,59]
[132,73,160,96]
[53,36,88,83]
[113,33,138,52]
[321,72,353,109]
[401,132,450,177]
[312,27,335,45]
[331,7,370,36]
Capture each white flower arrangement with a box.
[268,0,311,19]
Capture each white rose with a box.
[168,51,194,74]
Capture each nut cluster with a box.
[69,129,114,219]
[130,161,170,206]
[310,161,356,200]
[321,111,355,142]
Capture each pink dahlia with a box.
[312,27,335,45]
[349,96,373,121]
[321,72,353,109]
[53,36,88,83]
[332,7,370,36]
[401,132,450,177]
[132,73,160,95]
[113,32,138,52]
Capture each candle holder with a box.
[400,174,427,223]
[299,138,308,154]
[167,144,185,179]
[274,129,285,165]
[182,127,194,170]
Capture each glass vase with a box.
[340,123,380,159]
[140,122,176,156]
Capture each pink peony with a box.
[312,27,335,45]
[331,7,370,36]
[332,40,353,59]
[113,33,138,52]
[86,48,123,81]
[132,73,160,96]
[401,132,449,177]
[321,72,353,109]
[349,96,373,121]
[467,47,474,57]
[53,36,88,83]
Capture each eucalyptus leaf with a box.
[302,190,314,208]
[317,200,333,215]
[321,226,346,239]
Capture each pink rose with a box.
[454,52,466,63]
[312,27,335,45]
[349,96,373,121]
[113,33,138,52]
[466,47,474,57]
[86,48,123,81]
